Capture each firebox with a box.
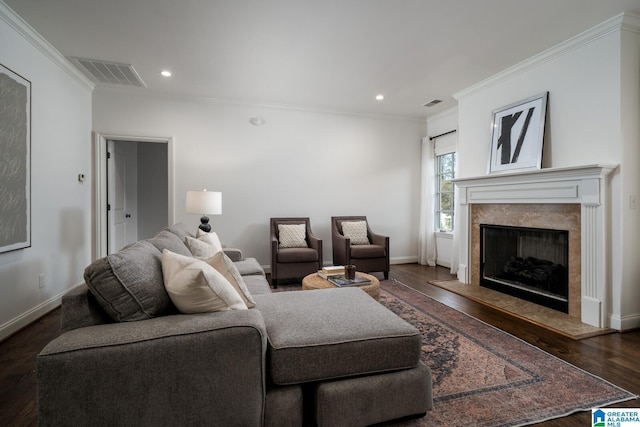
[480,224,569,313]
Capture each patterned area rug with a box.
[380,279,636,427]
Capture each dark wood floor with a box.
[1,263,638,427]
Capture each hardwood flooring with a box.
[0,307,60,427]
[1,263,638,426]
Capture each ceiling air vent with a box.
[69,57,146,87]
[423,99,442,108]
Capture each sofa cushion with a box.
[350,244,386,259]
[84,240,175,322]
[162,250,247,313]
[147,229,193,257]
[276,247,319,263]
[341,221,370,245]
[206,251,256,308]
[243,274,272,296]
[235,257,264,276]
[278,224,307,248]
[186,231,223,258]
[253,288,421,385]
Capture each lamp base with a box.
[199,216,211,233]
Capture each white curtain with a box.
[418,137,436,266]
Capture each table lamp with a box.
[185,189,222,232]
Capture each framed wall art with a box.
[488,92,548,174]
[0,64,31,253]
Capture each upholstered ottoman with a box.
[313,362,432,427]
[254,288,432,425]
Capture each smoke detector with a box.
[69,57,146,87]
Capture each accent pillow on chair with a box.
[278,224,308,248]
[341,221,370,245]
[161,249,247,314]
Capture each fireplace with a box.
[452,164,617,328]
[480,224,569,313]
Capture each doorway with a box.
[94,133,174,258]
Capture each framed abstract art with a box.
[488,92,548,174]
[0,63,31,253]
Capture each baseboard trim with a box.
[609,312,640,331]
[0,282,83,343]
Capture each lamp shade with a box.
[185,190,222,215]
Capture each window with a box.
[435,152,456,232]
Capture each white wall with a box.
[617,19,640,329]
[0,3,93,340]
[93,91,426,269]
[453,13,640,329]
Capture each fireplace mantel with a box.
[453,164,617,328]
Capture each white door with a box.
[107,140,138,253]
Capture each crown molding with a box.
[0,2,94,92]
[621,11,640,34]
[454,12,639,100]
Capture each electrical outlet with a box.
[39,273,45,289]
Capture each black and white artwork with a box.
[0,64,31,253]
[488,92,548,174]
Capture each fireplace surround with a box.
[453,164,617,328]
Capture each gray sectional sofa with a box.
[37,223,432,426]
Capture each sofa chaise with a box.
[36,223,432,426]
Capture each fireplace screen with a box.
[480,224,569,313]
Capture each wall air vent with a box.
[68,57,146,87]
[423,99,442,108]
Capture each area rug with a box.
[380,279,636,427]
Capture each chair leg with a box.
[384,271,389,280]
[271,278,277,289]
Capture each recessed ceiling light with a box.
[161,70,172,77]
[376,94,384,101]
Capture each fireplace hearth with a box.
[480,224,569,313]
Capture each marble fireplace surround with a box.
[453,164,617,328]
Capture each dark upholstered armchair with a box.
[270,217,322,288]
[331,216,389,279]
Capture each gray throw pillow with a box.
[84,240,176,322]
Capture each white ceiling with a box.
[5,0,640,119]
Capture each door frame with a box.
[93,132,174,259]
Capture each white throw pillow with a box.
[204,251,256,308]
[162,249,247,314]
[278,224,308,248]
[186,230,223,258]
[341,221,370,245]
